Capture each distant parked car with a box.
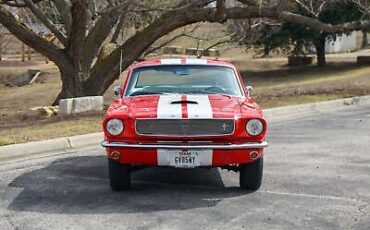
[102,59,268,191]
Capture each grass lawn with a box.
[0,56,370,145]
[0,139,14,146]
[238,60,370,108]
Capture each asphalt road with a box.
[0,104,369,230]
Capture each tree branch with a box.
[206,39,232,50]
[110,15,125,43]
[24,0,68,46]
[52,0,72,35]
[236,0,258,5]
[81,6,125,73]
[86,0,96,19]
[216,0,227,23]
[1,0,26,7]
[67,0,87,71]
[85,4,279,95]
[280,11,370,34]
[0,6,66,65]
[143,24,202,56]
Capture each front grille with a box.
[136,119,234,136]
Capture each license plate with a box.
[169,149,200,168]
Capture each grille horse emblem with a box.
[222,122,229,131]
[180,120,191,132]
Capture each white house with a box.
[325,31,357,53]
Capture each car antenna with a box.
[196,39,202,59]
[136,55,146,62]
[120,47,123,75]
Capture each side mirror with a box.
[113,86,122,100]
[245,86,253,97]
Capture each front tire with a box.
[108,158,131,191]
[239,157,263,190]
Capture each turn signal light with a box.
[249,151,259,160]
[111,151,121,160]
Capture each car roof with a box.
[131,58,236,69]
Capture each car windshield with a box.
[125,65,243,97]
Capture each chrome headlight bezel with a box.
[246,119,264,136]
[106,119,124,136]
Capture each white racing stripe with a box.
[186,95,213,119]
[157,149,213,166]
[157,95,182,119]
[160,59,182,64]
[185,59,208,65]
[156,94,214,166]
[160,59,208,65]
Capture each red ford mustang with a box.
[102,58,268,191]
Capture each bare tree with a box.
[0,26,13,61]
[357,0,370,48]
[1,0,370,104]
[228,18,283,57]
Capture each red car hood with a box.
[121,94,258,119]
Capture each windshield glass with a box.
[125,65,243,97]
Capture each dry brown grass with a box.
[235,59,370,108]
[0,60,124,145]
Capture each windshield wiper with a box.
[129,91,164,96]
[187,90,232,98]
[129,91,179,96]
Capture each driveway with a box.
[0,104,369,230]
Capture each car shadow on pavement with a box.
[7,155,251,214]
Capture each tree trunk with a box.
[52,67,86,105]
[261,46,270,57]
[21,43,25,62]
[362,30,368,48]
[315,34,326,67]
[27,46,31,60]
[85,58,122,96]
[363,0,369,49]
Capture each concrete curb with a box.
[0,132,103,161]
[67,132,103,148]
[1,95,369,161]
[264,95,370,121]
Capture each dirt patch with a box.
[0,60,40,67]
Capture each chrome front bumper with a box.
[101,141,268,149]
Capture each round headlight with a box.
[246,119,263,136]
[106,119,124,136]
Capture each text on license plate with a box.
[170,150,200,168]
